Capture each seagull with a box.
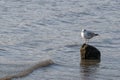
[81,29,99,43]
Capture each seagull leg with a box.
[87,39,89,43]
[85,39,89,44]
[85,39,87,44]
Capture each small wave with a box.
[0,59,54,80]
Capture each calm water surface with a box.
[0,0,120,80]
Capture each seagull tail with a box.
[95,34,99,36]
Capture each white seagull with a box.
[81,29,99,43]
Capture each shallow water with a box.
[0,0,120,80]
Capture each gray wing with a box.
[87,30,95,35]
[86,31,96,38]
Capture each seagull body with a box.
[81,29,99,43]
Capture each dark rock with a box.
[80,43,101,60]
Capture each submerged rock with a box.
[80,43,101,60]
[0,59,54,80]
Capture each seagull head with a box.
[82,29,86,32]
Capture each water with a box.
[0,0,120,80]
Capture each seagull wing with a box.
[86,31,96,39]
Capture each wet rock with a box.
[80,43,101,60]
[80,59,100,66]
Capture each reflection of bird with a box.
[81,29,99,43]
